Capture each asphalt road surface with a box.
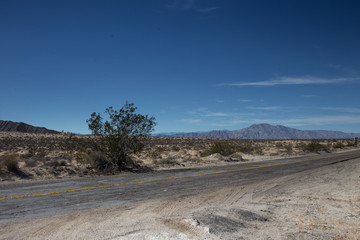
[1,150,359,223]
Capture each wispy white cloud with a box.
[200,114,360,129]
[247,106,284,111]
[238,99,252,102]
[189,108,241,118]
[219,76,358,87]
[179,118,202,123]
[284,115,360,126]
[203,112,230,117]
[247,105,360,113]
[249,115,360,127]
[185,105,360,131]
[320,107,360,113]
[187,107,207,115]
[209,123,233,127]
[209,119,255,127]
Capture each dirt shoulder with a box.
[1,156,359,239]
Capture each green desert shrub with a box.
[302,141,329,153]
[86,102,156,171]
[201,141,237,157]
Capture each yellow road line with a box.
[0,155,335,201]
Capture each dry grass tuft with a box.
[4,153,19,173]
[153,156,180,166]
[25,158,38,167]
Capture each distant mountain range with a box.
[2,120,359,139]
[158,123,360,139]
[0,120,59,134]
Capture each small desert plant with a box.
[155,156,180,166]
[333,142,345,149]
[183,158,201,163]
[86,151,110,171]
[25,158,38,167]
[61,133,96,152]
[240,143,257,153]
[171,145,180,152]
[4,154,19,173]
[149,146,166,159]
[35,147,48,157]
[57,160,67,166]
[74,152,87,163]
[253,146,264,155]
[346,139,356,147]
[284,144,293,151]
[302,141,329,153]
[201,141,238,157]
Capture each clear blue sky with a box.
[1,0,360,134]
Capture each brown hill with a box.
[0,120,59,134]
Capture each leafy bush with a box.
[201,141,237,157]
[200,141,262,157]
[86,102,156,171]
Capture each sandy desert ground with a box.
[0,132,358,182]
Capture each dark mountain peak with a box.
[0,120,59,134]
[246,123,277,130]
[247,123,288,129]
[249,123,272,127]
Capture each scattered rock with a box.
[182,218,200,227]
[205,153,225,161]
